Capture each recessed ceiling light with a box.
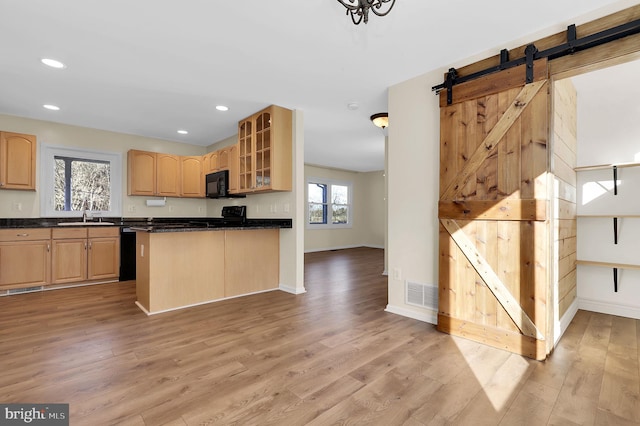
[215,105,229,111]
[43,104,60,111]
[177,130,188,135]
[41,58,66,69]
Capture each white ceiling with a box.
[0,0,630,172]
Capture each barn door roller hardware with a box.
[433,18,640,104]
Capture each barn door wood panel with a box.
[438,61,550,360]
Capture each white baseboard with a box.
[304,244,384,253]
[385,304,437,325]
[555,298,579,345]
[578,297,640,320]
[279,284,306,294]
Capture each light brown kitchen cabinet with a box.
[52,227,120,284]
[52,228,87,284]
[156,153,181,197]
[0,228,51,289]
[237,105,292,193]
[227,144,238,193]
[127,150,181,197]
[87,228,120,280]
[202,151,219,175]
[0,131,37,191]
[180,156,204,198]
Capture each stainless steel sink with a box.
[58,221,115,226]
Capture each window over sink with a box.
[40,144,122,217]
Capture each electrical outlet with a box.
[13,203,22,211]
[270,204,276,213]
[198,206,204,213]
[169,205,174,212]
[283,203,290,213]
[127,205,136,213]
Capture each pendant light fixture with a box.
[337,0,396,25]
[370,113,389,129]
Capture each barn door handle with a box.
[613,267,618,292]
[613,217,618,244]
[613,165,618,195]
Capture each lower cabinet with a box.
[0,228,51,289]
[52,227,120,284]
[135,228,279,314]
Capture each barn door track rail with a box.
[433,18,640,104]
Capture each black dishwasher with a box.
[119,227,136,281]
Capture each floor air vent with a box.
[7,286,42,295]
[406,281,438,310]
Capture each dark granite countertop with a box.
[0,217,292,231]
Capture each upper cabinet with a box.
[237,105,292,193]
[127,150,181,197]
[202,151,219,175]
[180,156,204,198]
[0,131,37,191]
[202,144,238,193]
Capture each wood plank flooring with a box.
[1,247,639,425]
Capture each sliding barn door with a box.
[437,61,550,360]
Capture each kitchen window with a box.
[40,144,122,217]
[307,178,352,228]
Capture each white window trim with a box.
[306,177,353,229]
[40,143,123,218]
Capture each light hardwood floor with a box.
[1,247,639,425]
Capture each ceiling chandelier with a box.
[337,0,396,25]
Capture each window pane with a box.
[308,183,326,203]
[54,156,111,212]
[332,205,348,224]
[332,185,348,204]
[54,159,66,211]
[309,203,326,224]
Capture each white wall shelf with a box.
[574,161,640,171]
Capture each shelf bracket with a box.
[613,165,618,195]
[613,267,618,292]
[613,217,618,244]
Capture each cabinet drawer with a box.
[0,228,51,242]
[88,227,120,238]
[52,228,88,239]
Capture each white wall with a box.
[575,119,640,319]
[303,165,385,253]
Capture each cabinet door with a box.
[128,150,156,196]
[255,111,272,190]
[0,241,51,288]
[156,154,181,197]
[203,151,219,174]
[88,237,120,280]
[180,156,204,198]
[0,132,36,190]
[52,239,87,284]
[227,144,239,193]
[237,119,253,192]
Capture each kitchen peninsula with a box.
[132,217,291,315]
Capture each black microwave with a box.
[206,170,229,198]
